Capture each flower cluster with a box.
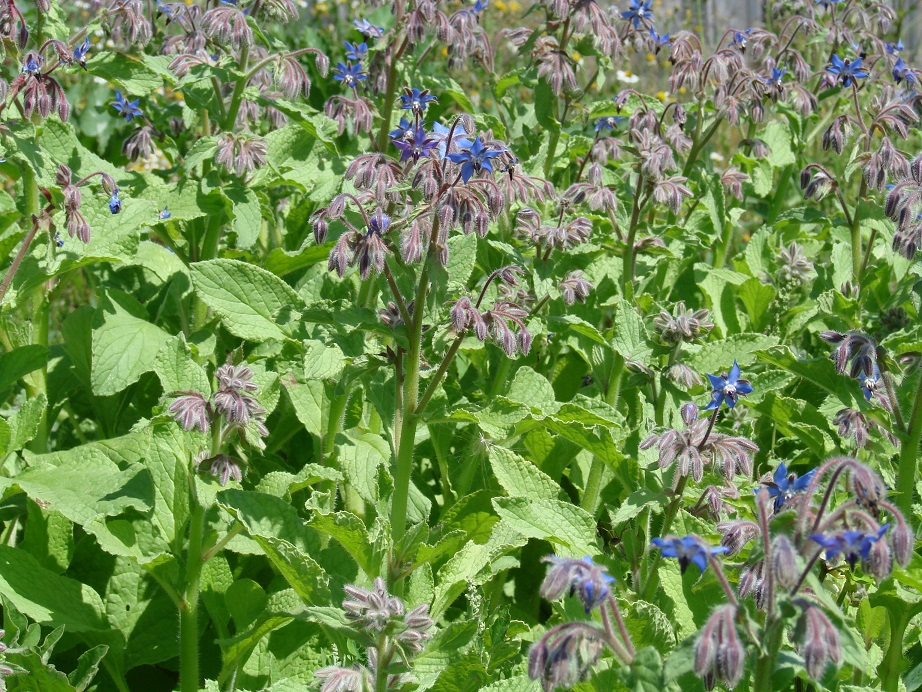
[167,362,269,485]
[55,164,119,245]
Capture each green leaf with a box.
[737,278,775,332]
[303,340,346,381]
[153,333,211,395]
[19,499,74,574]
[0,345,48,394]
[446,232,478,291]
[489,447,560,501]
[68,645,109,692]
[616,646,666,692]
[85,53,172,97]
[608,297,652,362]
[684,333,780,374]
[308,511,378,577]
[492,497,598,555]
[217,489,329,605]
[224,184,262,248]
[191,259,304,342]
[0,545,107,631]
[91,290,172,395]
[505,366,558,415]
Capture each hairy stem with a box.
[179,500,205,692]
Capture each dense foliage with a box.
[0,0,921,690]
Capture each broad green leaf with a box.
[68,645,109,692]
[85,53,172,97]
[91,290,171,396]
[225,184,262,248]
[684,333,780,374]
[489,447,560,501]
[303,340,346,381]
[0,345,47,394]
[217,489,329,605]
[737,277,775,332]
[0,545,107,632]
[191,259,304,342]
[153,333,211,395]
[492,497,598,555]
[608,297,652,362]
[19,499,74,574]
[308,511,378,577]
[505,366,558,415]
[446,232,478,291]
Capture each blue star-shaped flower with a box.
[388,117,413,141]
[761,462,816,511]
[893,57,916,85]
[73,37,90,68]
[858,370,882,400]
[810,525,889,569]
[595,115,625,132]
[21,54,43,75]
[354,18,384,38]
[815,0,844,7]
[446,137,503,183]
[886,39,904,55]
[111,91,143,122]
[400,87,438,116]
[650,28,671,53]
[158,206,172,220]
[432,120,469,160]
[827,54,868,87]
[344,41,368,62]
[392,126,438,163]
[109,188,122,215]
[473,0,489,12]
[621,0,653,28]
[731,28,752,52]
[765,66,786,86]
[652,536,729,574]
[333,61,367,89]
[703,360,754,411]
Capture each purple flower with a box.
[703,360,753,411]
[73,37,90,68]
[892,57,915,85]
[111,91,143,121]
[620,0,653,28]
[367,212,390,235]
[826,54,868,87]
[344,41,367,62]
[400,87,438,116]
[392,126,437,162]
[108,188,122,214]
[652,535,729,574]
[446,137,503,183]
[354,18,384,38]
[760,462,816,511]
[333,61,367,89]
[810,525,889,569]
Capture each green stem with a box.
[223,44,250,132]
[880,604,922,692]
[581,356,625,516]
[179,501,205,692]
[622,176,648,300]
[391,215,440,570]
[850,180,867,286]
[375,4,407,152]
[752,620,783,692]
[323,389,349,462]
[895,371,922,518]
[713,212,734,268]
[681,116,723,178]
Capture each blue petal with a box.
[706,373,727,390]
[728,360,741,383]
[736,380,754,395]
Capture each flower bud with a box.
[680,402,699,426]
[891,520,914,567]
[771,535,799,590]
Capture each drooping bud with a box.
[770,535,799,590]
